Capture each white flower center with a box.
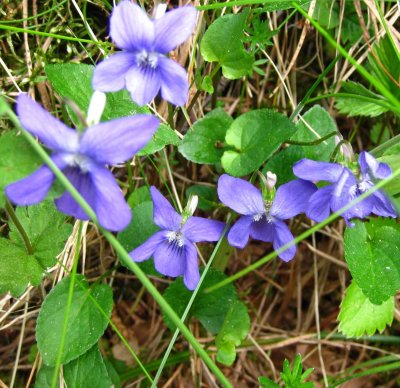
[63,153,91,173]
[136,50,158,69]
[349,179,373,196]
[166,230,185,247]
[253,212,274,223]
[253,213,264,222]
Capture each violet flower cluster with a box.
[293,151,397,225]
[6,94,159,232]
[6,2,398,292]
[93,1,197,106]
[129,187,225,290]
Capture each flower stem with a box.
[5,200,33,255]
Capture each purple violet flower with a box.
[129,187,225,290]
[6,94,159,232]
[92,1,197,106]
[217,174,317,262]
[293,151,397,224]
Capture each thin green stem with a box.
[285,131,337,146]
[205,165,400,293]
[290,55,340,120]
[0,24,108,45]
[197,0,301,10]
[1,99,231,388]
[305,93,394,111]
[292,2,400,115]
[5,200,33,255]
[51,222,83,388]
[0,0,68,24]
[152,220,231,387]
[371,133,400,157]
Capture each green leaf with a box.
[335,81,391,117]
[35,366,58,388]
[338,282,394,338]
[221,109,297,176]
[369,36,400,99]
[117,201,159,275]
[200,75,214,94]
[63,345,113,388]
[0,131,42,207]
[179,109,233,164]
[290,105,337,161]
[0,202,71,296]
[216,300,250,365]
[200,11,254,79]
[104,359,122,388]
[36,274,113,366]
[262,0,311,11]
[137,124,180,156]
[258,376,279,388]
[186,185,218,211]
[0,239,44,296]
[263,146,305,187]
[127,186,151,209]
[344,218,400,304]
[9,202,72,268]
[163,269,238,334]
[312,0,339,29]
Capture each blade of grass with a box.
[0,24,109,46]
[1,98,232,388]
[291,2,400,115]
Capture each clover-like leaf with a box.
[338,282,394,338]
[179,109,233,164]
[216,300,250,365]
[344,218,400,304]
[222,109,297,176]
[36,274,113,366]
[200,11,254,79]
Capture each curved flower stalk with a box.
[293,151,397,225]
[6,94,159,232]
[129,187,225,290]
[217,174,317,262]
[92,1,198,106]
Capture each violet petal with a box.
[272,220,296,262]
[150,186,182,230]
[306,185,335,222]
[92,52,137,92]
[153,240,185,277]
[158,57,189,106]
[271,179,317,220]
[182,217,225,243]
[16,94,78,153]
[227,215,253,249]
[125,66,161,106]
[154,6,197,54]
[129,230,167,262]
[183,242,200,290]
[218,174,264,216]
[293,159,344,183]
[110,1,154,51]
[80,114,159,165]
[249,217,274,242]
